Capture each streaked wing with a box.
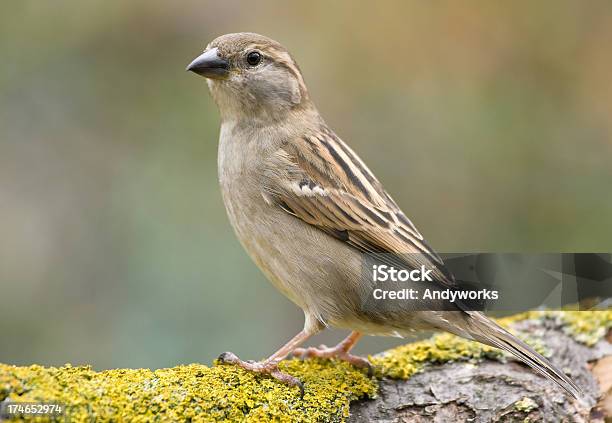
[262,128,456,287]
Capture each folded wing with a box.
[262,130,454,287]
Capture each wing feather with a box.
[263,130,454,287]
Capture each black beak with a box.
[186,48,229,79]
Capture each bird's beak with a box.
[186,48,229,79]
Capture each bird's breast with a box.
[217,122,304,301]
[214,122,390,328]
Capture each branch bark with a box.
[350,316,611,422]
[0,312,610,422]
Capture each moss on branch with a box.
[1,311,610,422]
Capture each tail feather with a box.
[465,312,583,400]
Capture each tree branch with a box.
[0,311,610,422]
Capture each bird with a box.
[186,32,582,400]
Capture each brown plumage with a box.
[187,32,582,400]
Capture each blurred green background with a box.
[1,1,611,370]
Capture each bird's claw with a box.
[292,346,373,377]
[216,351,305,397]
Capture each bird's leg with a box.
[292,331,372,375]
[217,329,314,396]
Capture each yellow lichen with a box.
[0,361,375,422]
[372,310,611,380]
[497,309,612,347]
[371,332,502,379]
[558,310,612,346]
[514,396,539,413]
[0,310,609,422]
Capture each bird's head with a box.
[187,33,312,121]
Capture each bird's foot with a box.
[217,351,304,396]
[292,344,373,376]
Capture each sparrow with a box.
[187,32,581,399]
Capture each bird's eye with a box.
[246,51,262,66]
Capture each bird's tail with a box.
[461,312,583,400]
